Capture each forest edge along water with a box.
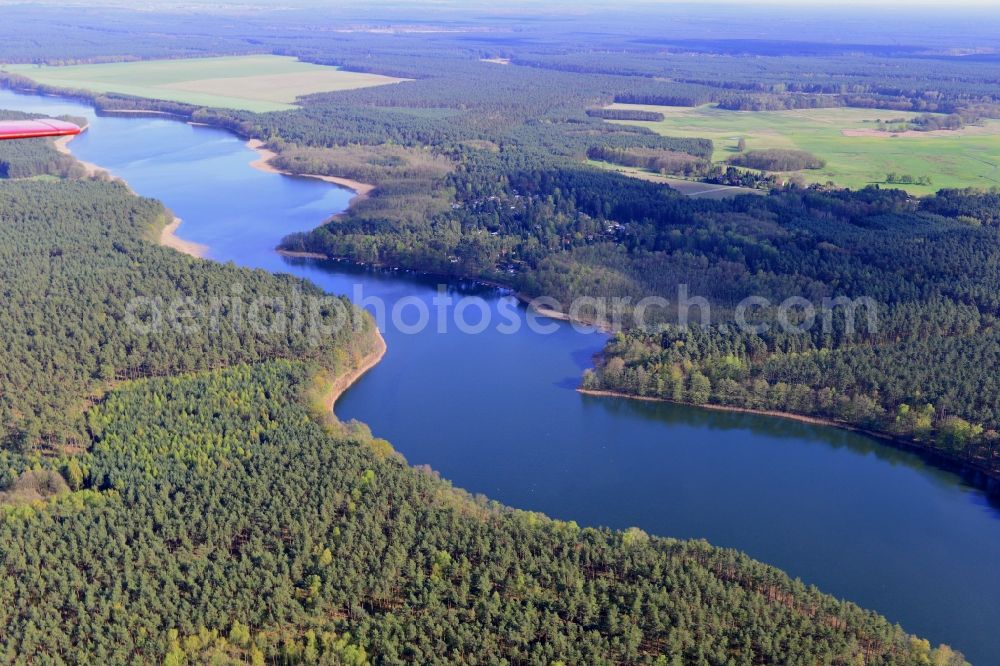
[55,121,208,257]
[246,138,376,205]
[579,387,1000,495]
[2,87,998,663]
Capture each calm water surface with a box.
[3,89,997,663]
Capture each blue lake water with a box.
[3,88,997,663]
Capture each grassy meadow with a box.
[3,55,407,112]
[608,103,1000,193]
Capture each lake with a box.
[2,88,997,663]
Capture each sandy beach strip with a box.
[53,129,105,178]
[321,327,388,413]
[246,139,375,207]
[159,217,208,258]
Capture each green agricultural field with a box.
[607,103,1000,193]
[3,55,407,112]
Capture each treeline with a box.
[594,133,714,161]
[704,165,777,189]
[872,113,972,133]
[586,308,1000,477]
[588,145,709,178]
[911,112,967,131]
[614,92,715,107]
[886,173,933,186]
[586,107,665,121]
[717,93,840,111]
[587,146,777,189]
[729,148,826,171]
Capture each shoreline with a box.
[578,388,1000,493]
[274,250,615,333]
[98,108,188,118]
[321,326,388,414]
[158,217,209,258]
[51,125,209,259]
[277,249,331,260]
[580,388,869,428]
[52,127,105,178]
[513,291,614,333]
[246,139,376,210]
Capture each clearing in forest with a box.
[3,55,408,112]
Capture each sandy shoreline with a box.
[277,249,331,260]
[159,217,208,258]
[53,128,207,258]
[514,293,614,332]
[100,109,186,117]
[53,129,105,178]
[246,139,376,208]
[321,327,388,413]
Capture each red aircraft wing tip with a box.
[0,119,83,141]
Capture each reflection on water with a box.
[2,88,998,663]
[588,393,988,497]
